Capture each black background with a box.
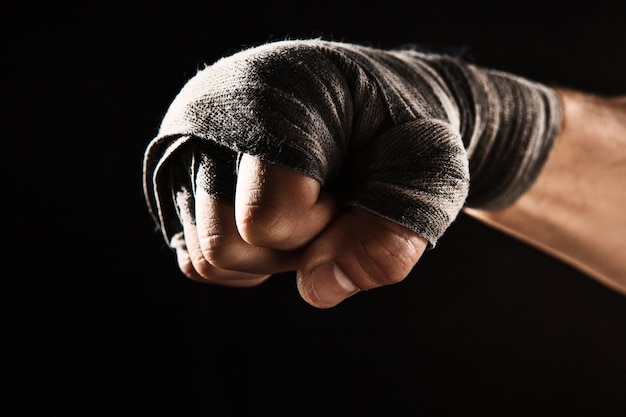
[5,1,626,415]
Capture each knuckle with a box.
[189,253,219,282]
[177,243,220,283]
[361,248,413,287]
[178,259,199,280]
[178,253,219,284]
[237,203,296,248]
[199,234,242,271]
[354,228,421,288]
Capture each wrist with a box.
[461,66,562,209]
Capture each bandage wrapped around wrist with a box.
[143,39,562,247]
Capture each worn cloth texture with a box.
[143,39,562,248]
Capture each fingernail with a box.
[307,262,359,308]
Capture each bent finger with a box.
[172,234,267,286]
[195,186,300,274]
[235,154,337,251]
[175,188,270,286]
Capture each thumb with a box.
[296,208,428,308]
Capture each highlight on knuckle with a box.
[237,203,296,247]
[189,253,217,282]
[199,234,240,271]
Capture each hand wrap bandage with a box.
[143,39,562,248]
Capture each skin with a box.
[175,88,626,308]
[465,88,626,296]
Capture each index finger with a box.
[234,154,338,251]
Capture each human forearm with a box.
[465,88,626,295]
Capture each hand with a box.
[144,39,561,308]
[175,153,428,308]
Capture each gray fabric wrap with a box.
[142,39,562,248]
